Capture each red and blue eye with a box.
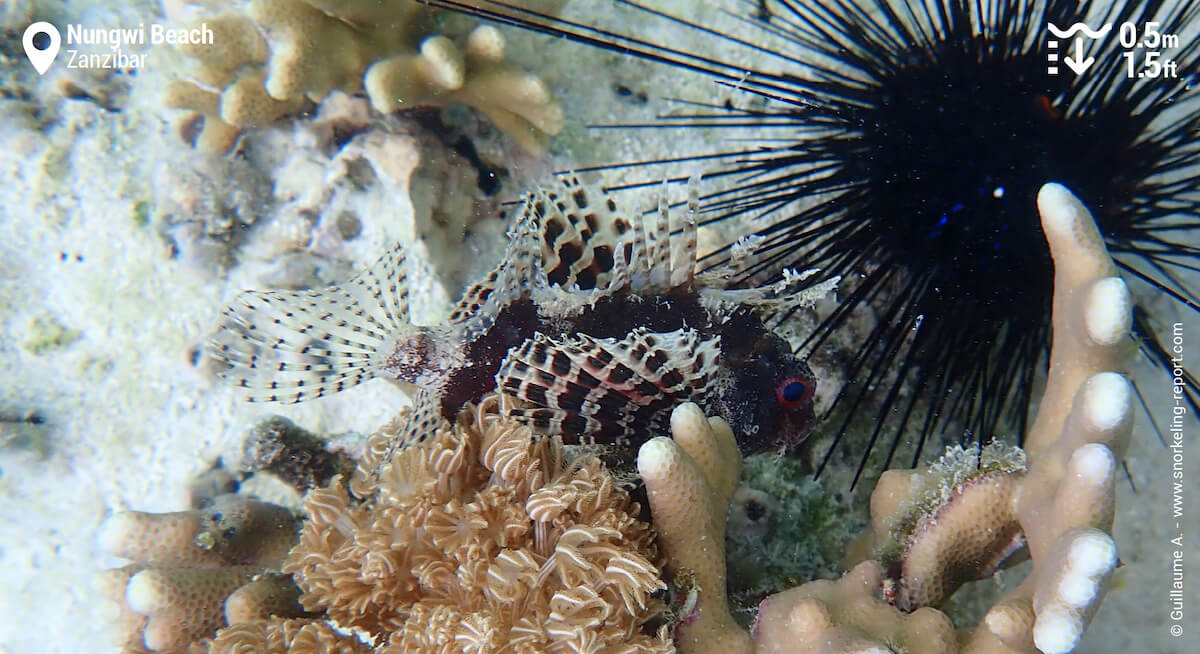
[776,376,814,410]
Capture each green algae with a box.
[725,452,867,624]
[22,314,81,355]
[131,200,151,228]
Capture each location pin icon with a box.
[23,22,61,75]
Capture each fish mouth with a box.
[773,405,817,455]
[730,403,817,455]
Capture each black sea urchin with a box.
[425,0,1199,484]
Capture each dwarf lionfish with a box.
[209,176,837,453]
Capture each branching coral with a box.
[99,494,304,653]
[638,402,754,653]
[279,394,671,653]
[753,560,958,654]
[858,441,1029,612]
[638,183,1133,654]
[165,1,565,153]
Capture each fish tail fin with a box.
[208,243,414,403]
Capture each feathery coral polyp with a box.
[282,394,672,652]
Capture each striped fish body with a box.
[433,289,711,416]
[211,177,836,454]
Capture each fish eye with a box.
[776,377,813,410]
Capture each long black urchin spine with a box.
[425,0,1200,487]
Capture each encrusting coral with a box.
[164,0,565,153]
[637,183,1133,654]
[265,393,671,653]
[858,440,1029,612]
[99,494,304,653]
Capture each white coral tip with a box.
[670,402,708,441]
[637,437,678,480]
[467,24,506,61]
[1085,277,1131,346]
[1068,443,1116,485]
[1033,607,1083,654]
[1083,373,1131,431]
[983,606,1020,638]
[1068,529,1118,580]
[98,512,136,555]
[125,570,166,614]
[1058,574,1098,607]
[1037,183,1085,235]
[419,35,464,90]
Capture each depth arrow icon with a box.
[1063,37,1094,75]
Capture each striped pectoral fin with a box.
[495,328,721,445]
[374,387,447,467]
[207,242,414,403]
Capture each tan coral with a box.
[248,0,423,101]
[124,566,262,652]
[865,184,1131,652]
[172,13,270,88]
[282,394,671,653]
[164,14,305,152]
[166,1,564,153]
[637,183,1132,654]
[99,495,304,653]
[365,25,565,153]
[753,561,957,654]
[100,494,298,568]
[637,403,752,653]
[224,574,306,624]
[860,443,1028,612]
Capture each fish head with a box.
[717,327,817,454]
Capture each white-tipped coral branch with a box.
[637,183,1133,654]
[639,403,753,654]
[99,495,302,653]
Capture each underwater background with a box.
[0,0,1197,652]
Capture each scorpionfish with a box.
[209,176,836,453]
